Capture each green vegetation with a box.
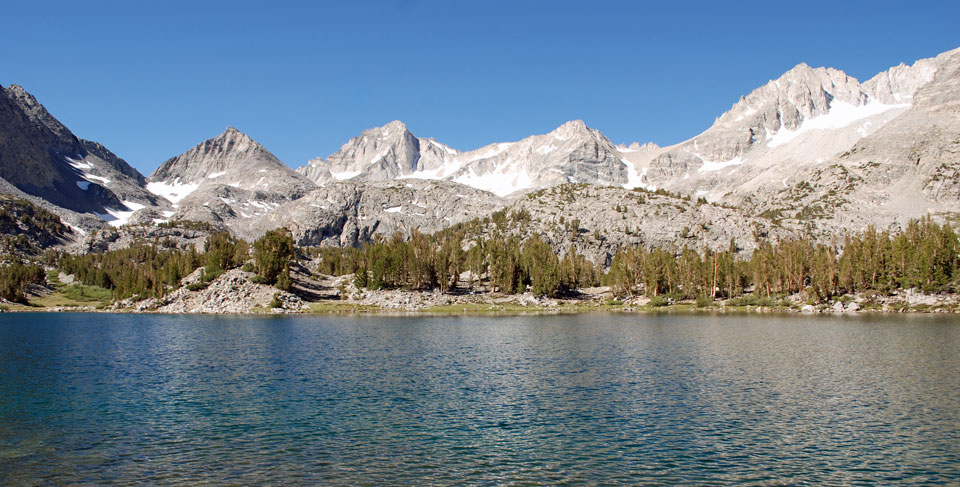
[0,195,69,255]
[52,228,300,301]
[58,243,204,300]
[252,228,295,289]
[203,231,249,281]
[319,229,600,298]
[606,217,960,302]
[32,283,113,308]
[0,259,45,303]
[3,203,958,312]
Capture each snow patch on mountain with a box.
[453,166,534,197]
[65,156,93,171]
[146,179,201,204]
[97,200,145,227]
[767,101,910,148]
[621,159,646,189]
[331,170,361,181]
[698,155,746,173]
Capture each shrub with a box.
[649,295,670,307]
[252,228,295,286]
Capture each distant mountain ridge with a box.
[1,45,958,250]
[296,119,629,196]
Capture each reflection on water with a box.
[0,312,958,485]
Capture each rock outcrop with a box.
[238,178,507,245]
[451,184,787,266]
[145,269,303,313]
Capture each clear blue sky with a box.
[3,1,958,174]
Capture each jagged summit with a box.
[615,44,960,237]
[3,83,77,142]
[297,119,454,184]
[550,119,596,139]
[297,117,627,196]
[380,120,408,131]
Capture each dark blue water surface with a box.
[1,312,959,485]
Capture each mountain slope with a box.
[0,84,159,226]
[238,179,507,246]
[148,127,315,202]
[144,128,318,231]
[619,46,960,233]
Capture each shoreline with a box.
[4,297,960,316]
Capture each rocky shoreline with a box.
[5,271,960,315]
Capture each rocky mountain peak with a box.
[4,84,28,97]
[2,83,75,142]
[551,119,593,139]
[207,126,262,154]
[863,54,940,104]
[149,128,288,185]
[297,120,424,184]
[380,119,409,132]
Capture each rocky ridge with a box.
[297,120,629,196]
[454,184,787,266]
[621,47,960,236]
[239,178,507,246]
[0,84,157,222]
[2,45,959,261]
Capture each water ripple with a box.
[0,312,958,485]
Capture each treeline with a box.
[316,229,601,298]
[315,216,960,301]
[6,215,958,306]
[57,228,296,300]
[58,242,205,300]
[606,217,959,300]
[0,259,46,303]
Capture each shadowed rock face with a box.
[1,84,120,213]
[0,84,159,220]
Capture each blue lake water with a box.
[1,312,958,485]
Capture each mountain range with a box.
[1,45,958,260]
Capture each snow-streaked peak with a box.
[146,127,313,211]
[298,118,628,195]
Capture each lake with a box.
[1,312,958,485]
